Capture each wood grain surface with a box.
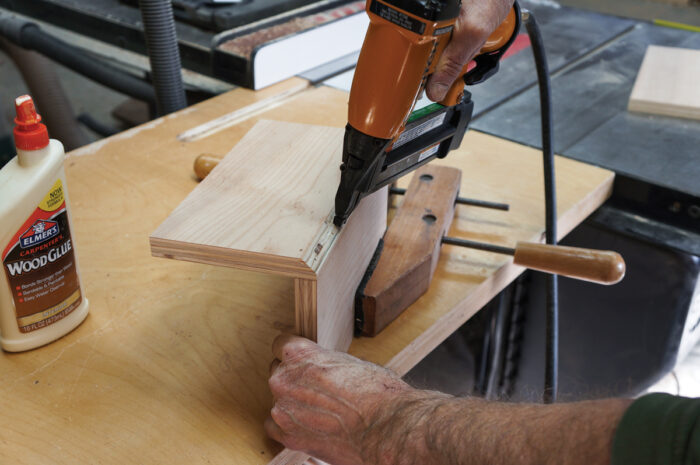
[151,121,347,278]
[0,81,614,465]
[294,278,317,340]
[315,188,386,350]
[513,242,626,285]
[629,45,700,121]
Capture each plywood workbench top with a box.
[0,77,613,464]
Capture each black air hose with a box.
[138,0,187,115]
[524,10,559,404]
[0,11,156,104]
[0,37,90,150]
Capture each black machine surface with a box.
[510,221,699,401]
[120,0,329,32]
[0,0,340,80]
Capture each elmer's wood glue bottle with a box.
[0,95,89,352]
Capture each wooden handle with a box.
[513,242,626,285]
[193,153,223,180]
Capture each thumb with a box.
[426,40,479,102]
[264,416,285,444]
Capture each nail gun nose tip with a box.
[333,215,345,228]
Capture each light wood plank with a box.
[151,120,346,277]
[269,449,313,465]
[629,45,700,121]
[316,188,387,350]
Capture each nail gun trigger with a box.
[464,1,522,86]
[464,55,501,85]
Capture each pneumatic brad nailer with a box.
[333,0,521,227]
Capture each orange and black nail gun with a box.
[333,0,521,227]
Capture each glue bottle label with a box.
[2,179,82,333]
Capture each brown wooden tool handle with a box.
[193,153,222,180]
[513,242,626,285]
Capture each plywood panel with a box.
[629,45,700,120]
[0,83,613,465]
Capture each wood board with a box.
[629,45,700,121]
[150,120,387,350]
[0,82,614,465]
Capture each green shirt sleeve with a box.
[612,393,700,465]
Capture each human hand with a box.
[265,334,427,465]
[426,0,515,102]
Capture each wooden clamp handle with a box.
[513,242,626,285]
[194,153,223,180]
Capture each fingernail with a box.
[428,83,448,101]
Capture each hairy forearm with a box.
[267,336,633,465]
[367,392,632,465]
